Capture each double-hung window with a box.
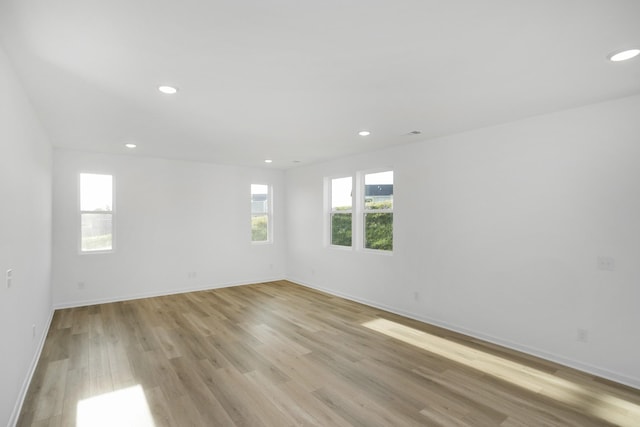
[251,184,271,242]
[363,171,393,251]
[327,171,394,252]
[330,176,353,247]
[80,173,114,252]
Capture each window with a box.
[363,171,393,251]
[326,170,394,252]
[80,173,113,252]
[251,184,270,242]
[330,176,353,247]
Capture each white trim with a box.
[327,175,354,249]
[250,240,273,246]
[16,275,640,427]
[78,172,115,254]
[52,276,286,309]
[360,246,394,256]
[9,308,55,427]
[287,277,640,391]
[328,243,354,251]
[361,169,394,253]
[324,171,395,252]
[250,183,272,244]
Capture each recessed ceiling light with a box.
[124,143,137,149]
[358,130,371,136]
[158,85,178,94]
[264,159,273,163]
[608,49,640,62]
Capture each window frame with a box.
[250,183,272,244]
[361,169,394,253]
[328,175,354,249]
[78,172,115,254]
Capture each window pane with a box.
[251,184,269,242]
[251,184,269,214]
[331,213,352,246]
[364,171,393,210]
[81,213,113,251]
[251,214,268,242]
[80,173,113,211]
[364,212,393,251]
[331,177,352,210]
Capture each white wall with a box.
[0,47,52,427]
[52,150,286,307]
[285,94,640,388]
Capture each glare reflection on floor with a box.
[77,384,155,427]
[363,318,640,427]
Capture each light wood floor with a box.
[18,280,640,426]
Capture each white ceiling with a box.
[1,0,639,169]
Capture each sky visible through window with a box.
[80,173,112,211]
[331,177,352,209]
[332,171,393,209]
[251,184,268,196]
[365,170,393,187]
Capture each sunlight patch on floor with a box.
[362,318,640,427]
[77,384,155,427]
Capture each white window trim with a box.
[251,183,273,244]
[324,169,394,253]
[328,175,354,249]
[78,172,115,254]
[360,168,394,254]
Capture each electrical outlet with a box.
[77,281,85,290]
[187,272,197,279]
[577,328,588,343]
[32,324,36,339]
[413,291,420,301]
[597,256,615,271]
[6,269,12,288]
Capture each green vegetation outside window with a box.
[251,184,270,242]
[330,177,353,247]
[363,171,393,251]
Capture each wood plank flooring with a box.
[17,280,640,426]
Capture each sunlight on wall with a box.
[362,318,640,427]
[77,385,155,427]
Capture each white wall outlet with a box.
[32,324,36,339]
[77,281,85,290]
[597,256,615,271]
[577,328,588,343]
[187,271,197,279]
[6,269,12,288]
[413,291,420,301]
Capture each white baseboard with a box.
[53,275,286,309]
[18,274,637,427]
[11,277,285,426]
[287,276,640,391]
[8,308,55,427]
